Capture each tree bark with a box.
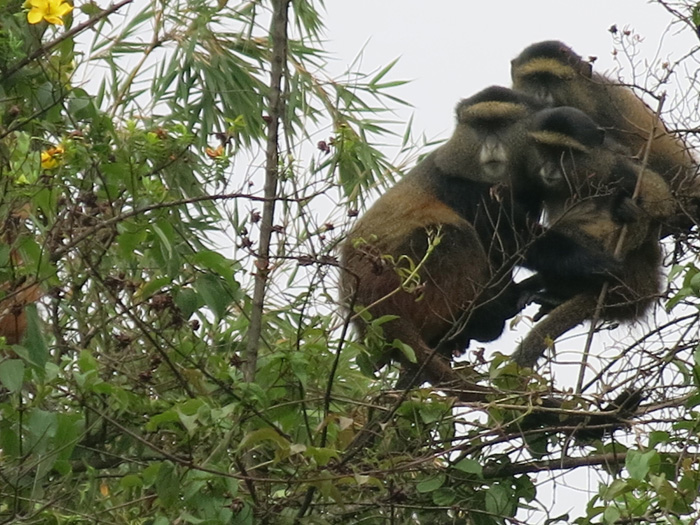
[243,0,290,382]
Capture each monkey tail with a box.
[511,294,597,368]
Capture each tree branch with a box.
[243,0,291,382]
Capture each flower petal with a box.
[27,9,44,24]
[57,3,73,16]
[44,15,64,25]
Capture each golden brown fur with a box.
[0,204,43,347]
[0,282,41,344]
[513,107,673,368]
[341,87,544,385]
[511,40,698,233]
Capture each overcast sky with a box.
[324,1,697,140]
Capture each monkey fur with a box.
[511,40,699,234]
[0,205,42,347]
[512,107,674,368]
[0,282,41,345]
[340,86,547,386]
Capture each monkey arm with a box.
[511,294,598,368]
[523,229,622,286]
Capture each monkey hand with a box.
[611,191,643,224]
[529,292,566,321]
[513,274,546,311]
[525,230,624,281]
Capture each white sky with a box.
[324,1,696,140]
[322,2,699,522]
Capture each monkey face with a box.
[511,41,594,108]
[467,110,540,184]
[436,86,545,187]
[513,72,561,106]
[513,66,580,108]
[441,112,535,184]
[477,133,509,181]
[535,147,583,194]
[538,158,564,188]
[529,107,607,194]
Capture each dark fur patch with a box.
[532,107,605,149]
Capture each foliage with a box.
[0,0,699,524]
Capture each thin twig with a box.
[575,94,666,393]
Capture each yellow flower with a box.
[205,145,224,159]
[41,145,65,169]
[27,0,73,26]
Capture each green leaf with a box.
[454,458,483,477]
[146,410,180,432]
[484,483,511,517]
[0,423,20,457]
[693,3,700,27]
[648,430,670,448]
[77,350,98,372]
[690,272,700,294]
[419,402,449,424]
[231,503,254,525]
[116,226,148,259]
[26,409,57,455]
[120,474,143,489]
[155,461,179,507]
[603,506,621,524]
[602,479,631,500]
[239,427,290,451]
[0,245,10,267]
[191,250,233,276]
[24,305,48,370]
[80,2,103,16]
[416,473,445,493]
[369,57,400,88]
[139,277,171,300]
[305,446,340,466]
[626,450,658,481]
[54,413,83,461]
[432,487,456,506]
[392,339,416,363]
[69,88,96,120]
[152,221,175,260]
[194,274,230,319]
[0,359,24,393]
[175,287,200,319]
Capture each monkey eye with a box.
[528,72,559,86]
[472,118,514,134]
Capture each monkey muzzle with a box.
[539,163,562,186]
[479,137,509,182]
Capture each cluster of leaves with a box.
[1,0,700,524]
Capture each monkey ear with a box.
[580,60,593,78]
[456,101,470,124]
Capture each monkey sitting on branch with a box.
[510,40,699,235]
[340,87,621,390]
[340,86,546,390]
[512,106,674,369]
